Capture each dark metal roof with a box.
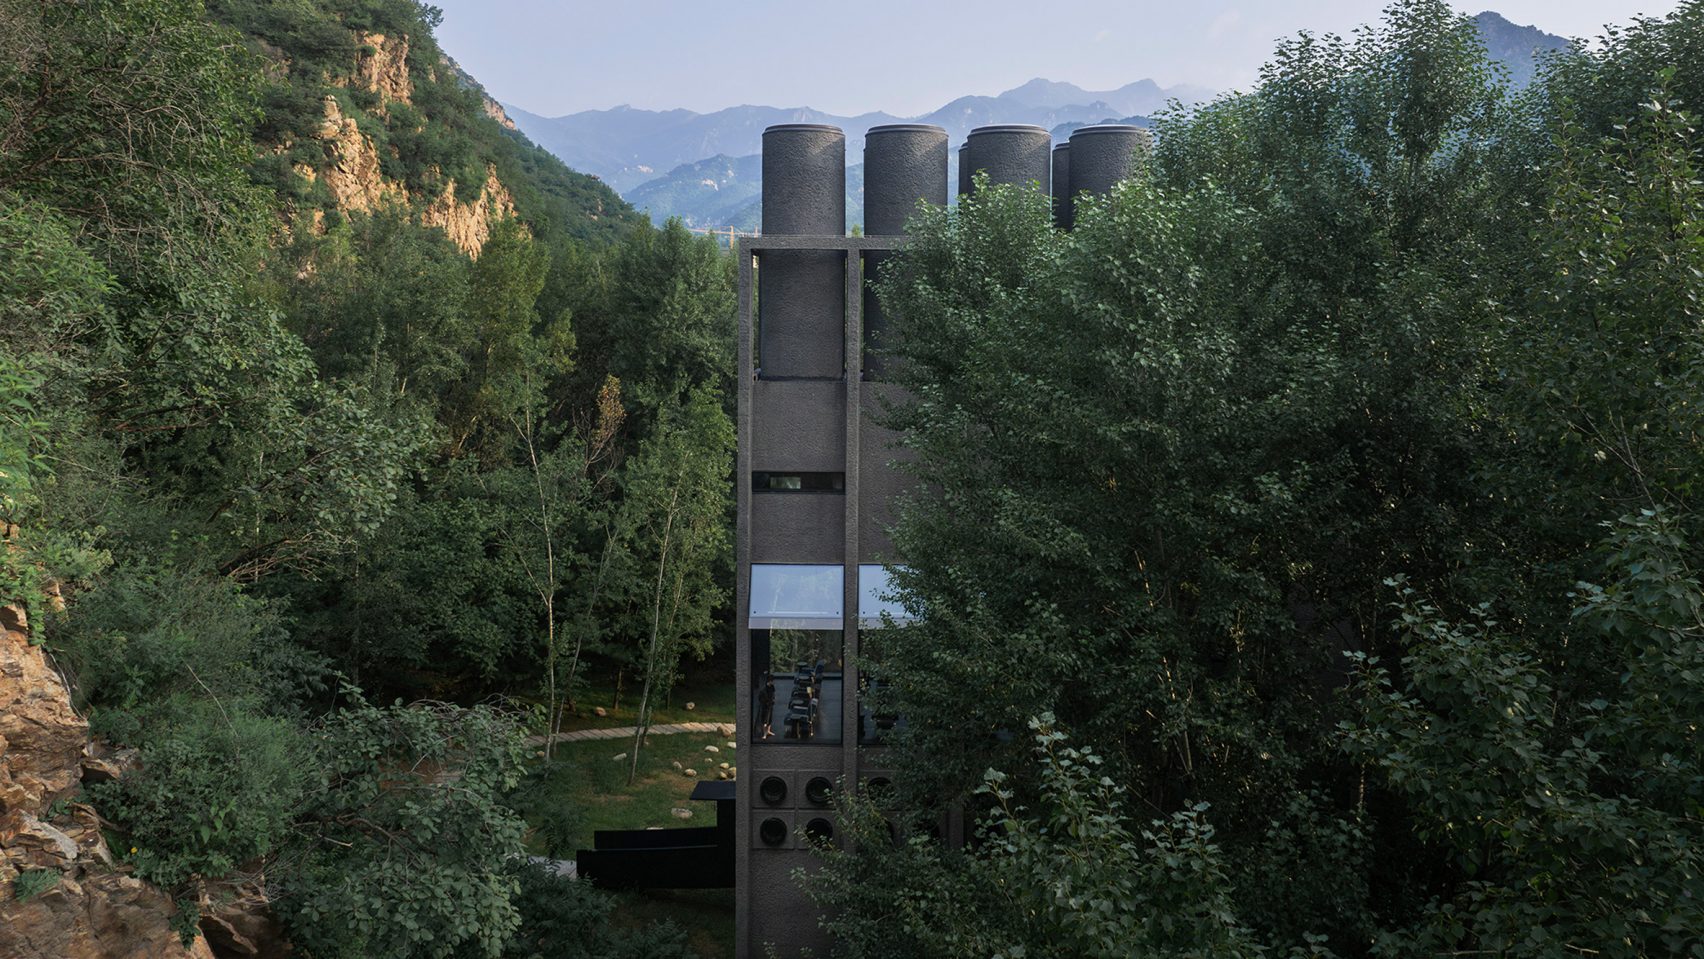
[690,780,736,802]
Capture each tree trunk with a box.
[628,488,679,786]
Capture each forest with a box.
[816,2,1704,957]
[2,0,1702,957]
[3,0,726,955]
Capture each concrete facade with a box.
[736,119,1130,958]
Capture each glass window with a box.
[752,629,843,745]
[753,472,845,492]
[857,564,914,628]
[858,628,905,745]
[750,564,843,629]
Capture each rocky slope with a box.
[207,0,642,253]
[0,602,216,959]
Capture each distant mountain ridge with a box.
[1473,10,1571,88]
[506,76,1204,195]
[510,10,1567,230]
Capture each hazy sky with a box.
[431,1,1685,119]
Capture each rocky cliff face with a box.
[352,32,412,107]
[286,30,516,257]
[307,93,517,257]
[0,604,216,959]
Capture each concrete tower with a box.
[735,122,945,958]
[1066,124,1152,217]
[735,117,1139,957]
[962,123,1051,194]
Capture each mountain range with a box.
[506,76,1207,195]
[508,10,1566,231]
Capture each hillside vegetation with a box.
[2,0,728,955]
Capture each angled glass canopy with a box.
[749,564,843,629]
[858,564,915,628]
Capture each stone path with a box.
[524,720,733,747]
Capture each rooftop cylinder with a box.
[863,124,948,377]
[760,124,846,378]
[962,124,1050,195]
[956,142,969,198]
[1066,124,1151,210]
[1050,142,1073,229]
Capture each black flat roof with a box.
[690,780,736,802]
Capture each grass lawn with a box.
[522,731,736,855]
[555,670,736,731]
[517,730,737,957]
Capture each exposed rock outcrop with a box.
[352,32,412,106]
[313,95,407,215]
[421,166,516,258]
[482,97,517,130]
[306,95,514,255]
[199,879,290,959]
[0,605,216,959]
[0,604,85,816]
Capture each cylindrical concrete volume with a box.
[962,124,1050,195]
[760,124,846,378]
[1067,124,1152,209]
[863,124,947,377]
[956,142,969,199]
[1051,142,1072,229]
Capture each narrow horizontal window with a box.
[753,471,844,492]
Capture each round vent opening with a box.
[804,817,835,847]
[804,776,833,806]
[867,776,894,802]
[759,776,788,806]
[759,817,788,847]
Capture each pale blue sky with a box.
[431,1,1685,118]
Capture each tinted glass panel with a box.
[858,564,913,627]
[749,564,843,629]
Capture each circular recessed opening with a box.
[867,776,894,802]
[759,817,788,847]
[804,817,835,847]
[759,776,788,806]
[805,776,833,806]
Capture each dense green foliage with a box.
[2,0,732,953]
[814,3,1704,956]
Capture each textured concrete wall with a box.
[1067,124,1151,207]
[963,124,1051,194]
[1051,142,1073,229]
[750,493,845,563]
[863,124,947,378]
[760,125,845,378]
[751,380,845,473]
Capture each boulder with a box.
[200,879,291,959]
